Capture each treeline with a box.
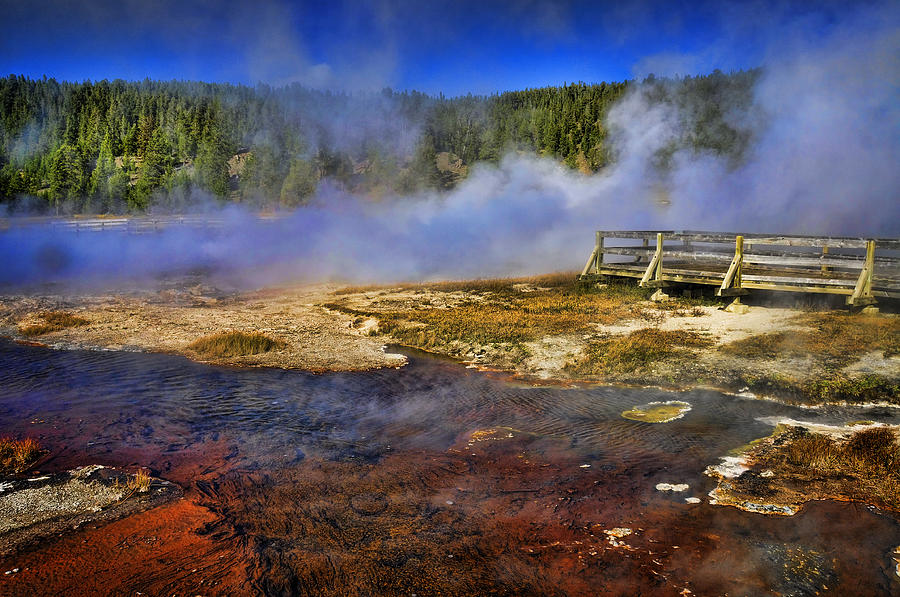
[0,70,759,213]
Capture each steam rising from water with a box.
[1,2,897,288]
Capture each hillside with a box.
[0,70,758,213]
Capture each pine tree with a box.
[49,143,83,211]
[279,158,317,207]
[89,131,116,201]
[196,125,230,197]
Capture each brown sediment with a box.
[0,417,897,595]
[182,430,898,596]
[0,499,251,596]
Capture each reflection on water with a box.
[1,339,899,595]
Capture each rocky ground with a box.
[0,464,180,557]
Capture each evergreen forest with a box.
[0,69,759,213]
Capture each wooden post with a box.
[721,235,749,313]
[655,232,664,282]
[638,236,649,264]
[849,240,877,310]
[595,231,604,274]
[581,247,599,277]
[718,235,744,295]
[821,245,830,274]
[642,232,669,301]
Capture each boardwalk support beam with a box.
[718,235,750,313]
[641,233,669,301]
[848,240,878,311]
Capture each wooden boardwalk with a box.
[578,230,900,308]
[0,214,287,234]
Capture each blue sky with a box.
[0,0,872,95]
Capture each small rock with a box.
[656,483,689,492]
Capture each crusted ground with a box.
[0,283,405,372]
[0,273,897,403]
[321,275,900,404]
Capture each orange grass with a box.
[0,437,42,475]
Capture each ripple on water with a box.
[2,339,900,595]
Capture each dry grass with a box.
[327,276,717,376]
[720,312,900,363]
[327,279,656,348]
[19,311,89,337]
[772,427,900,509]
[187,331,287,358]
[568,329,714,375]
[0,437,42,475]
[736,371,900,405]
[368,291,650,347]
[127,469,152,493]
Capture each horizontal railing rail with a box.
[0,214,287,234]
[580,230,900,307]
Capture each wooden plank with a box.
[743,255,869,268]
[597,267,644,278]
[744,237,869,249]
[741,281,853,295]
[603,229,895,249]
[741,274,857,287]
[603,247,733,261]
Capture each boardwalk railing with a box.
[0,213,286,234]
[579,230,900,307]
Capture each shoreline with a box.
[1,276,898,406]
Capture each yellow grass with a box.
[333,272,580,296]
[328,279,659,348]
[569,328,714,375]
[19,311,89,337]
[127,469,152,493]
[720,311,900,363]
[187,331,287,358]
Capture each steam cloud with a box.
[1,0,897,288]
